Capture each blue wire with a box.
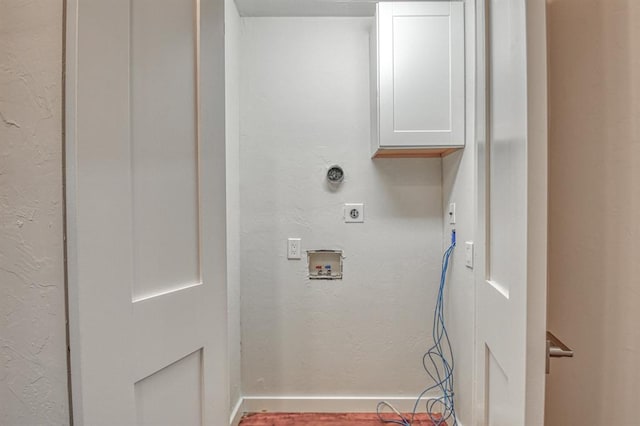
[377,231,457,426]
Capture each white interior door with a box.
[65,0,228,425]
[474,0,547,425]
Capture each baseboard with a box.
[230,397,245,426]
[241,396,420,413]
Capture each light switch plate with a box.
[449,203,456,224]
[465,241,474,268]
[344,203,364,223]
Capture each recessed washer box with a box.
[307,250,343,280]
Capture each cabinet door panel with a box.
[378,2,464,148]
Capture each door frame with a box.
[522,0,548,422]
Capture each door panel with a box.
[65,0,228,424]
[487,0,527,300]
[135,350,202,426]
[486,347,509,426]
[130,0,200,300]
[392,14,451,131]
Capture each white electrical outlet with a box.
[448,202,456,224]
[344,203,364,223]
[287,238,301,260]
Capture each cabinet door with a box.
[378,2,464,148]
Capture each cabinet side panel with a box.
[370,8,379,157]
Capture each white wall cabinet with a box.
[371,2,465,158]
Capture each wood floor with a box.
[238,412,446,426]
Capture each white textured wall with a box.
[545,0,640,424]
[441,152,474,425]
[239,17,445,400]
[0,1,69,424]
[225,0,243,418]
[440,1,476,423]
